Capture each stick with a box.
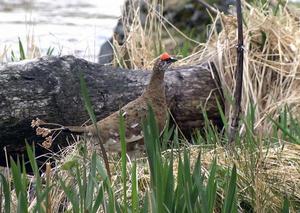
[228,0,244,144]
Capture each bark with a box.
[0,55,223,166]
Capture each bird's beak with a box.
[169,56,177,62]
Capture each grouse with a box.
[65,52,177,153]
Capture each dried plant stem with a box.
[46,163,52,213]
[195,0,219,14]
[228,0,244,144]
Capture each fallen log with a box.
[0,55,223,165]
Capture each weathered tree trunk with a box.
[0,55,222,166]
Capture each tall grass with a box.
[1,101,299,212]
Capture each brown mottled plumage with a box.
[65,53,177,152]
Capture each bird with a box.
[65,52,177,153]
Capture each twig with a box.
[228,0,244,144]
[195,0,219,14]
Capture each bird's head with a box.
[154,52,177,72]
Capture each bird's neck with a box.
[146,70,165,93]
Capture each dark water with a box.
[0,0,124,62]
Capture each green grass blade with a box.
[0,173,11,213]
[269,116,299,144]
[17,192,28,213]
[32,186,54,213]
[174,155,185,212]
[131,162,138,213]
[46,46,54,56]
[85,153,97,211]
[95,157,108,180]
[79,72,97,125]
[161,114,174,150]
[119,112,127,212]
[222,164,237,213]
[75,165,86,212]
[18,37,26,60]
[143,105,160,184]
[207,159,217,212]
[142,104,164,212]
[146,104,160,141]
[11,50,16,61]
[60,179,80,213]
[25,143,38,175]
[141,192,149,213]
[25,143,44,212]
[92,185,104,213]
[10,159,24,198]
[182,150,193,213]
[106,183,116,213]
[281,197,289,213]
[163,151,174,211]
[216,98,228,131]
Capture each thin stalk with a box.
[229,0,244,144]
[196,0,219,14]
[46,163,52,213]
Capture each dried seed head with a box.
[31,118,45,128]
[36,127,51,137]
[31,120,36,128]
[42,136,53,148]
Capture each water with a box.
[2,1,299,63]
[0,0,124,62]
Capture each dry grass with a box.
[111,0,200,69]
[200,2,300,135]
[112,0,164,69]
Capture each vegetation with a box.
[1,37,54,63]
[1,0,300,212]
[0,101,299,212]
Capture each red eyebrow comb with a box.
[160,52,171,61]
